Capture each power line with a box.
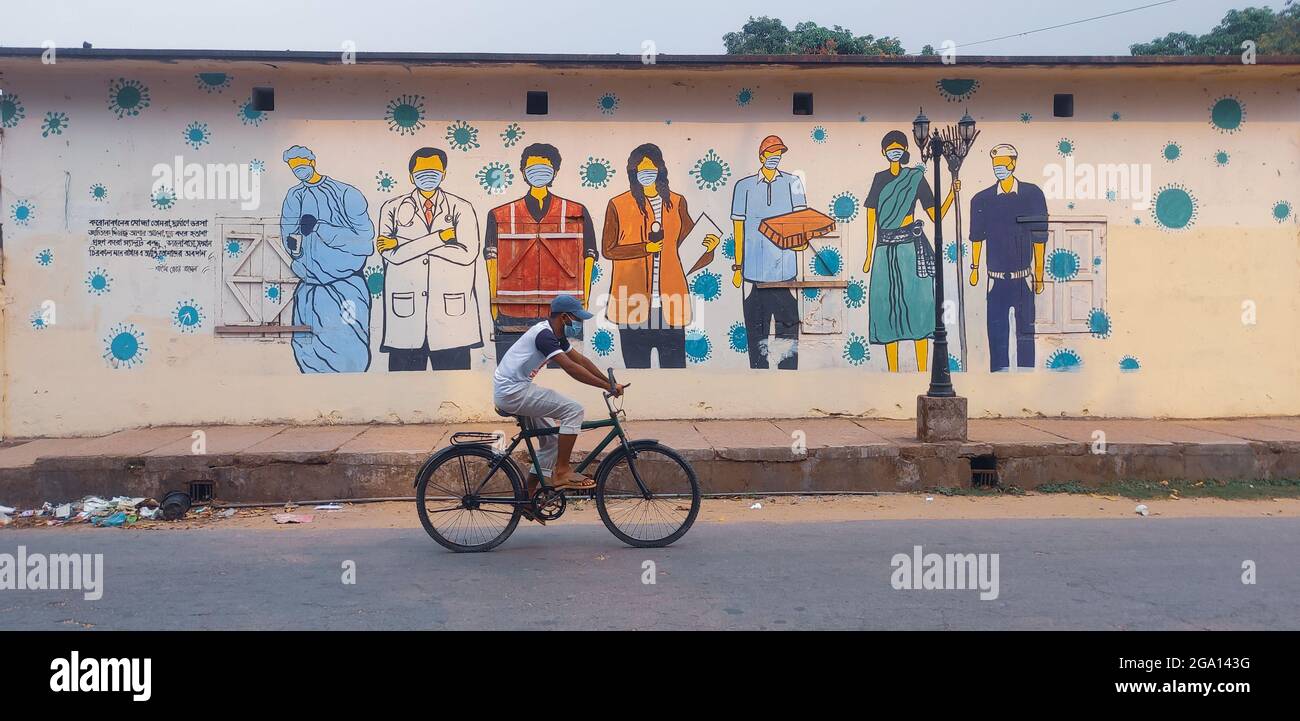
[954,0,1179,50]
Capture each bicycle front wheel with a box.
[595,441,700,548]
[416,444,525,553]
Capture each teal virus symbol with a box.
[843,333,869,366]
[90,183,109,202]
[36,248,54,266]
[1046,348,1082,372]
[385,94,426,135]
[1,92,25,128]
[1214,150,1230,167]
[86,268,112,295]
[1209,96,1244,133]
[103,323,147,369]
[445,120,480,151]
[591,263,603,284]
[1056,138,1075,157]
[151,187,177,211]
[1111,112,1122,121]
[31,309,50,331]
[1105,189,1117,202]
[690,270,723,302]
[107,78,150,118]
[727,322,749,354]
[41,111,69,137]
[810,247,842,277]
[579,157,614,189]
[476,161,514,195]
[173,299,205,333]
[828,192,859,223]
[721,235,736,261]
[1087,308,1112,338]
[250,159,265,174]
[1019,112,1032,123]
[501,122,525,148]
[811,126,829,144]
[802,288,821,301]
[1151,183,1197,231]
[1067,202,1076,210]
[265,284,282,302]
[937,78,979,102]
[225,239,243,257]
[597,92,619,115]
[1272,200,1292,223]
[10,201,35,225]
[183,121,211,149]
[1162,141,1182,162]
[592,328,615,357]
[736,88,755,106]
[237,100,266,127]
[365,265,385,297]
[948,354,962,373]
[845,277,866,309]
[945,240,968,264]
[690,150,731,192]
[1119,355,1141,372]
[684,329,712,363]
[195,72,232,93]
[1047,248,1080,281]
[376,170,396,193]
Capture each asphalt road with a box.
[2,518,1296,630]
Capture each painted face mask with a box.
[636,169,659,187]
[993,165,1014,180]
[413,169,444,191]
[762,155,782,170]
[885,148,906,162]
[292,164,315,181]
[524,164,555,188]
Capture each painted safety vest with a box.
[491,195,586,319]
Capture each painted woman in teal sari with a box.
[862,130,957,372]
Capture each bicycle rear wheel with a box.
[595,441,700,548]
[416,444,524,553]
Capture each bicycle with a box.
[415,369,701,552]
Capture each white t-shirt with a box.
[493,321,570,396]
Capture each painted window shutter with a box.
[217,221,301,335]
[799,231,844,334]
[1036,217,1107,334]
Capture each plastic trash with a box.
[314,504,344,511]
[219,508,236,518]
[0,513,11,526]
[925,496,934,502]
[55,504,72,519]
[93,511,129,527]
[273,513,314,524]
[1135,504,1150,517]
[0,504,15,515]
[749,502,762,510]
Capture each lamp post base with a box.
[916,394,968,442]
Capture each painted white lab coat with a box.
[376,188,483,352]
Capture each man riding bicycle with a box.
[492,295,627,502]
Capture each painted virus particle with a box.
[596,92,620,115]
[1093,256,1103,269]
[384,94,426,135]
[1087,308,1112,339]
[31,309,50,331]
[1066,202,1076,210]
[1105,189,1118,203]
[1209,95,1244,133]
[948,354,962,373]
[90,183,109,202]
[1214,150,1230,167]
[107,78,150,118]
[578,157,614,189]
[828,192,860,223]
[1151,183,1198,231]
[802,288,822,301]
[173,299,205,333]
[36,248,54,266]
[151,187,177,211]
[1133,217,1142,225]
[936,78,979,102]
[86,268,112,295]
[103,323,148,369]
[727,322,749,354]
[809,247,843,277]
[265,284,282,302]
[592,328,616,357]
[843,333,869,366]
[225,238,243,257]
[736,88,755,106]
[1056,137,1075,157]
[1045,348,1082,372]
[41,111,69,137]
[0,92,25,129]
[721,235,736,261]
[1019,112,1032,123]
[195,72,232,93]
[590,263,602,284]
[236,99,266,127]
[10,200,35,225]
[445,120,480,151]
[944,240,969,264]
[845,277,867,309]
[365,265,385,297]
[250,159,266,175]
[1161,141,1182,162]
[690,270,723,302]
[1273,200,1293,223]
[858,115,868,123]
[1119,355,1141,372]
[684,329,712,363]
[1111,112,1122,121]
[476,161,514,195]
[182,121,211,149]
[810,126,829,144]
[689,150,732,192]
[1046,248,1081,282]
[500,122,525,148]
[375,170,396,193]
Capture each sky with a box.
[0,0,1285,55]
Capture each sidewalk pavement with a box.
[1,417,1299,506]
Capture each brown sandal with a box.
[552,471,595,490]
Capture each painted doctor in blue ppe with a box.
[280,145,375,373]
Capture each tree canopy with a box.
[723,16,908,55]
[1130,2,1300,54]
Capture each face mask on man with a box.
[413,169,444,191]
[564,314,582,338]
[885,148,906,162]
[292,164,315,181]
[993,164,1014,180]
[636,169,659,187]
[524,164,555,188]
[762,155,782,170]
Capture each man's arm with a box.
[567,347,605,380]
[552,351,613,392]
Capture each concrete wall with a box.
[0,59,1297,437]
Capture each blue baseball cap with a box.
[550,295,593,320]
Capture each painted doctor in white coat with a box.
[375,147,484,370]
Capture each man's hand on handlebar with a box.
[609,382,627,397]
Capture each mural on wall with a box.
[280,145,375,373]
[967,143,1049,373]
[374,147,484,371]
[484,143,598,360]
[600,143,721,369]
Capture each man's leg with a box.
[657,327,687,368]
[618,328,653,368]
[1013,278,1037,369]
[987,279,1011,372]
[428,346,472,370]
[514,384,587,486]
[742,285,770,369]
[773,288,799,370]
[387,344,429,372]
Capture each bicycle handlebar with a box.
[602,367,628,401]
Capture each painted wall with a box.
[0,60,1297,437]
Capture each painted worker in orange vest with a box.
[484,143,598,362]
